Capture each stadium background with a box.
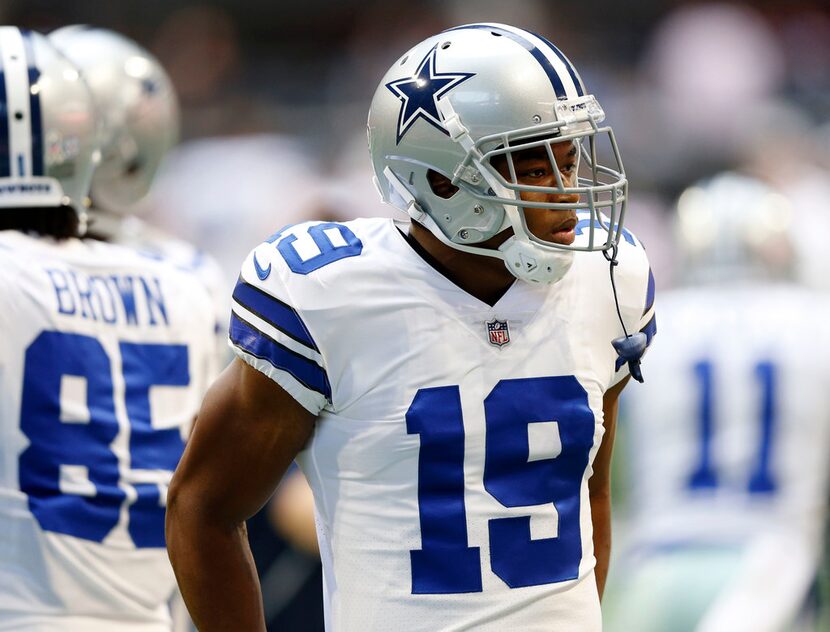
[5,1,829,629]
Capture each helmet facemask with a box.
[476,117,627,249]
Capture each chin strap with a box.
[605,244,646,383]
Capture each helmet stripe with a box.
[444,24,583,99]
[529,30,585,97]
[0,28,32,178]
[490,24,583,98]
[0,68,10,179]
[0,31,12,178]
[21,31,43,177]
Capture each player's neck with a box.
[407,221,515,306]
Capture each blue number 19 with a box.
[406,376,595,594]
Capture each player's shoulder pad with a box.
[574,218,656,383]
[228,219,377,415]
[611,224,655,350]
[572,213,655,339]
[232,218,376,345]
[240,218,376,297]
[99,239,218,315]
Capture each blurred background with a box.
[8,0,829,299]
[7,1,829,630]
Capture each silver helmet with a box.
[368,23,627,284]
[0,27,100,217]
[675,172,794,284]
[49,26,179,234]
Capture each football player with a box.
[0,28,216,630]
[166,23,655,631]
[48,26,228,359]
[604,173,830,632]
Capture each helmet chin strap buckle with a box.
[382,166,427,222]
[437,99,473,148]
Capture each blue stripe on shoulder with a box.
[641,314,657,346]
[230,313,330,399]
[232,277,319,351]
[443,25,567,99]
[643,268,655,315]
[574,217,636,246]
[21,30,43,176]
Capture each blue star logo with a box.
[385,46,475,144]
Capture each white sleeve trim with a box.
[229,341,326,416]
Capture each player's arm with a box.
[165,358,315,632]
[590,375,629,600]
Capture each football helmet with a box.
[675,172,794,284]
[49,26,179,236]
[0,27,99,217]
[368,23,627,284]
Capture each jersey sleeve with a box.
[610,234,656,386]
[228,243,330,415]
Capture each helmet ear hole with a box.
[426,169,459,199]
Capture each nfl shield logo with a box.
[486,319,510,347]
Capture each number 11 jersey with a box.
[230,217,654,632]
[0,231,217,631]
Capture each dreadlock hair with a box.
[0,206,81,239]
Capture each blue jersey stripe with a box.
[232,277,319,351]
[230,313,331,399]
[21,31,43,176]
[641,314,657,346]
[443,25,567,99]
[529,30,585,97]
[643,268,655,315]
[0,69,9,178]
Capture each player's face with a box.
[492,140,580,246]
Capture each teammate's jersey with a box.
[229,217,653,631]
[622,285,830,545]
[617,285,830,630]
[0,231,217,631]
[111,215,229,361]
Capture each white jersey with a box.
[111,216,229,361]
[620,284,830,630]
[229,217,653,631]
[0,231,217,631]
